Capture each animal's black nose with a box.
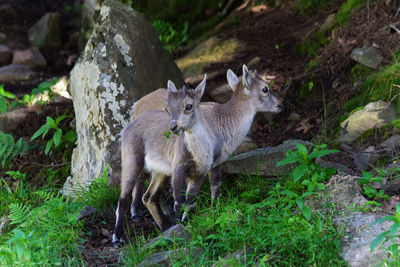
[170,120,178,132]
[170,125,177,132]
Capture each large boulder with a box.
[0,64,37,83]
[338,101,397,144]
[28,12,62,50]
[62,0,184,195]
[12,48,47,70]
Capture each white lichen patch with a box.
[100,43,107,57]
[100,6,110,21]
[114,34,133,67]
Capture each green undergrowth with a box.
[0,167,119,265]
[123,143,345,266]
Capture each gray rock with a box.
[62,0,183,195]
[213,247,254,267]
[233,136,258,155]
[0,216,10,235]
[380,135,400,152]
[324,175,367,210]
[353,152,380,171]
[315,158,354,176]
[0,33,7,44]
[222,139,309,176]
[12,48,47,70]
[338,101,396,144]
[384,178,400,196]
[145,224,190,249]
[350,46,383,69]
[0,107,30,133]
[318,174,398,266]
[335,212,395,267]
[0,64,37,83]
[0,45,12,66]
[138,247,201,267]
[209,83,232,103]
[320,13,335,31]
[28,12,62,49]
[77,206,97,220]
[176,36,242,79]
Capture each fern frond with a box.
[8,203,31,226]
[0,131,29,168]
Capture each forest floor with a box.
[1,0,400,265]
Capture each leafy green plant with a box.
[276,143,338,220]
[0,131,29,167]
[0,85,17,114]
[31,115,76,155]
[370,204,400,265]
[31,78,58,97]
[152,20,189,52]
[358,171,389,201]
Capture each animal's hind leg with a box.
[209,165,222,203]
[142,173,171,231]
[130,172,146,221]
[113,144,144,246]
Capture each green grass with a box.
[334,0,365,26]
[297,0,333,16]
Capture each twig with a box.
[390,24,400,34]
[14,158,70,168]
[396,7,400,18]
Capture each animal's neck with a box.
[183,112,215,173]
[216,88,257,160]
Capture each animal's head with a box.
[167,74,207,134]
[227,65,283,113]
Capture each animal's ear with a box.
[194,74,207,101]
[227,69,239,91]
[254,69,259,77]
[167,80,178,93]
[242,65,252,95]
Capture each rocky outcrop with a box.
[222,139,309,176]
[338,101,396,144]
[0,64,37,83]
[63,0,183,195]
[12,48,47,70]
[28,12,62,50]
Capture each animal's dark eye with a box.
[185,104,193,111]
[262,86,269,94]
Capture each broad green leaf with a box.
[308,149,339,160]
[317,183,325,190]
[282,189,298,198]
[370,230,390,251]
[302,206,311,221]
[31,124,49,140]
[370,215,397,226]
[390,222,400,235]
[3,91,16,99]
[362,171,373,180]
[0,144,7,155]
[0,98,7,114]
[296,199,304,209]
[64,130,76,143]
[293,164,307,182]
[45,139,53,155]
[46,116,56,128]
[53,128,62,147]
[55,114,67,125]
[296,143,308,159]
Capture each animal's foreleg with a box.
[209,165,223,203]
[183,175,207,222]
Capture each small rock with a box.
[209,83,232,103]
[384,179,400,196]
[380,135,400,151]
[0,44,12,66]
[0,216,10,235]
[364,146,376,153]
[288,112,300,122]
[12,48,47,70]
[234,137,258,155]
[50,76,71,99]
[145,224,190,249]
[0,107,31,133]
[138,247,201,267]
[353,152,380,171]
[28,12,62,49]
[320,13,335,31]
[251,5,268,13]
[324,175,367,210]
[213,247,254,266]
[338,101,396,144]
[247,56,261,68]
[350,46,383,69]
[0,4,17,20]
[0,64,37,83]
[77,206,97,220]
[222,139,309,176]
